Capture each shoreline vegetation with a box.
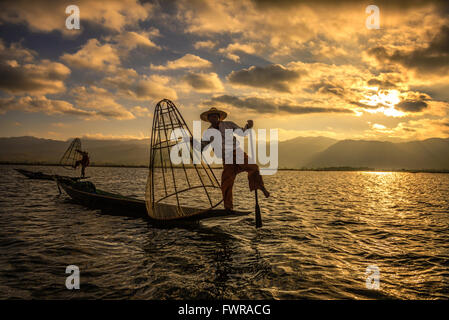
[2,161,449,174]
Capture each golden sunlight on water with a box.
[1,166,448,299]
[363,171,394,175]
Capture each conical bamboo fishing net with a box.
[145,99,223,220]
[59,138,82,170]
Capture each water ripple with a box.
[1,166,448,299]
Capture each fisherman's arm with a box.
[230,120,254,135]
[190,136,213,151]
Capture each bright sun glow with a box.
[359,89,406,117]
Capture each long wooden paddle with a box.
[249,125,262,228]
[255,189,262,228]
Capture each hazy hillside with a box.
[83,139,149,165]
[1,136,449,170]
[0,136,150,166]
[0,136,337,168]
[277,136,337,168]
[308,138,449,170]
[0,137,66,163]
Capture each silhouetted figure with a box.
[73,150,90,177]
[199,107,270,214]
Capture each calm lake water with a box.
[0,165,448,299]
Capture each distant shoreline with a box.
[0,161,148,169]
[2,162,449,174]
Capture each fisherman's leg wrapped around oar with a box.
[221,151,266,210]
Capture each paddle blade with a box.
[255,203,262,228]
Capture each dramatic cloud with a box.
[227,64,304,92]
[70,86,135,120]
[204,95,353,114]
[396,92,431,113]
[101,68,139,89]
[183,72,224,92]
[307,80,345,97]
[368,25,449,75]
[218,42,258,62]
[151,54,212,70]
[0,96,92,116]
[0,0,152,33]
[252,0,449,9]
[175,0,325,57]
[131,106,152,118]
[277,105,353,115]
[0,40,35,63]
[385,118,449,140]
[103,71,178,101]
[0,60,70,95]
[349,89,435,117]
[1,0,449,141]
[112,31,160,51]
[61,39,120,72]
[0,41,70,95]
[204,95,275,113]
[350,100,383,110]
[194,40,217,50]
[133,77,178,101]
[367,78,397,89]
[81,133,149,140]
[175,0,406,58]
[396,100,428,112]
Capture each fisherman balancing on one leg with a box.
[73,149,90,178]
[196,107,270,214]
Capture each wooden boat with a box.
[52,100,260,227]
[56,177,251,223]
[15,168,55,180]
[15,168,86,181]
[15,139,88,181]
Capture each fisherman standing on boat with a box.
[198,107,270,213]
[73,150,90,178]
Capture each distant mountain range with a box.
[1,136,449,170]
[0,136,149,166]
[307,138,449,170]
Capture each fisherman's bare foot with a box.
[261,187,270,198]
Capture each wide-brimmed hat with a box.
[200,107,227,122]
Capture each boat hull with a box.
[60,180,148,219]
[15,168,84,181]
[15,168,54,180]
[56,178,251,223]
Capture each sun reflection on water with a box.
[363,171,393,175]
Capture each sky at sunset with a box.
[1,0,449,142]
